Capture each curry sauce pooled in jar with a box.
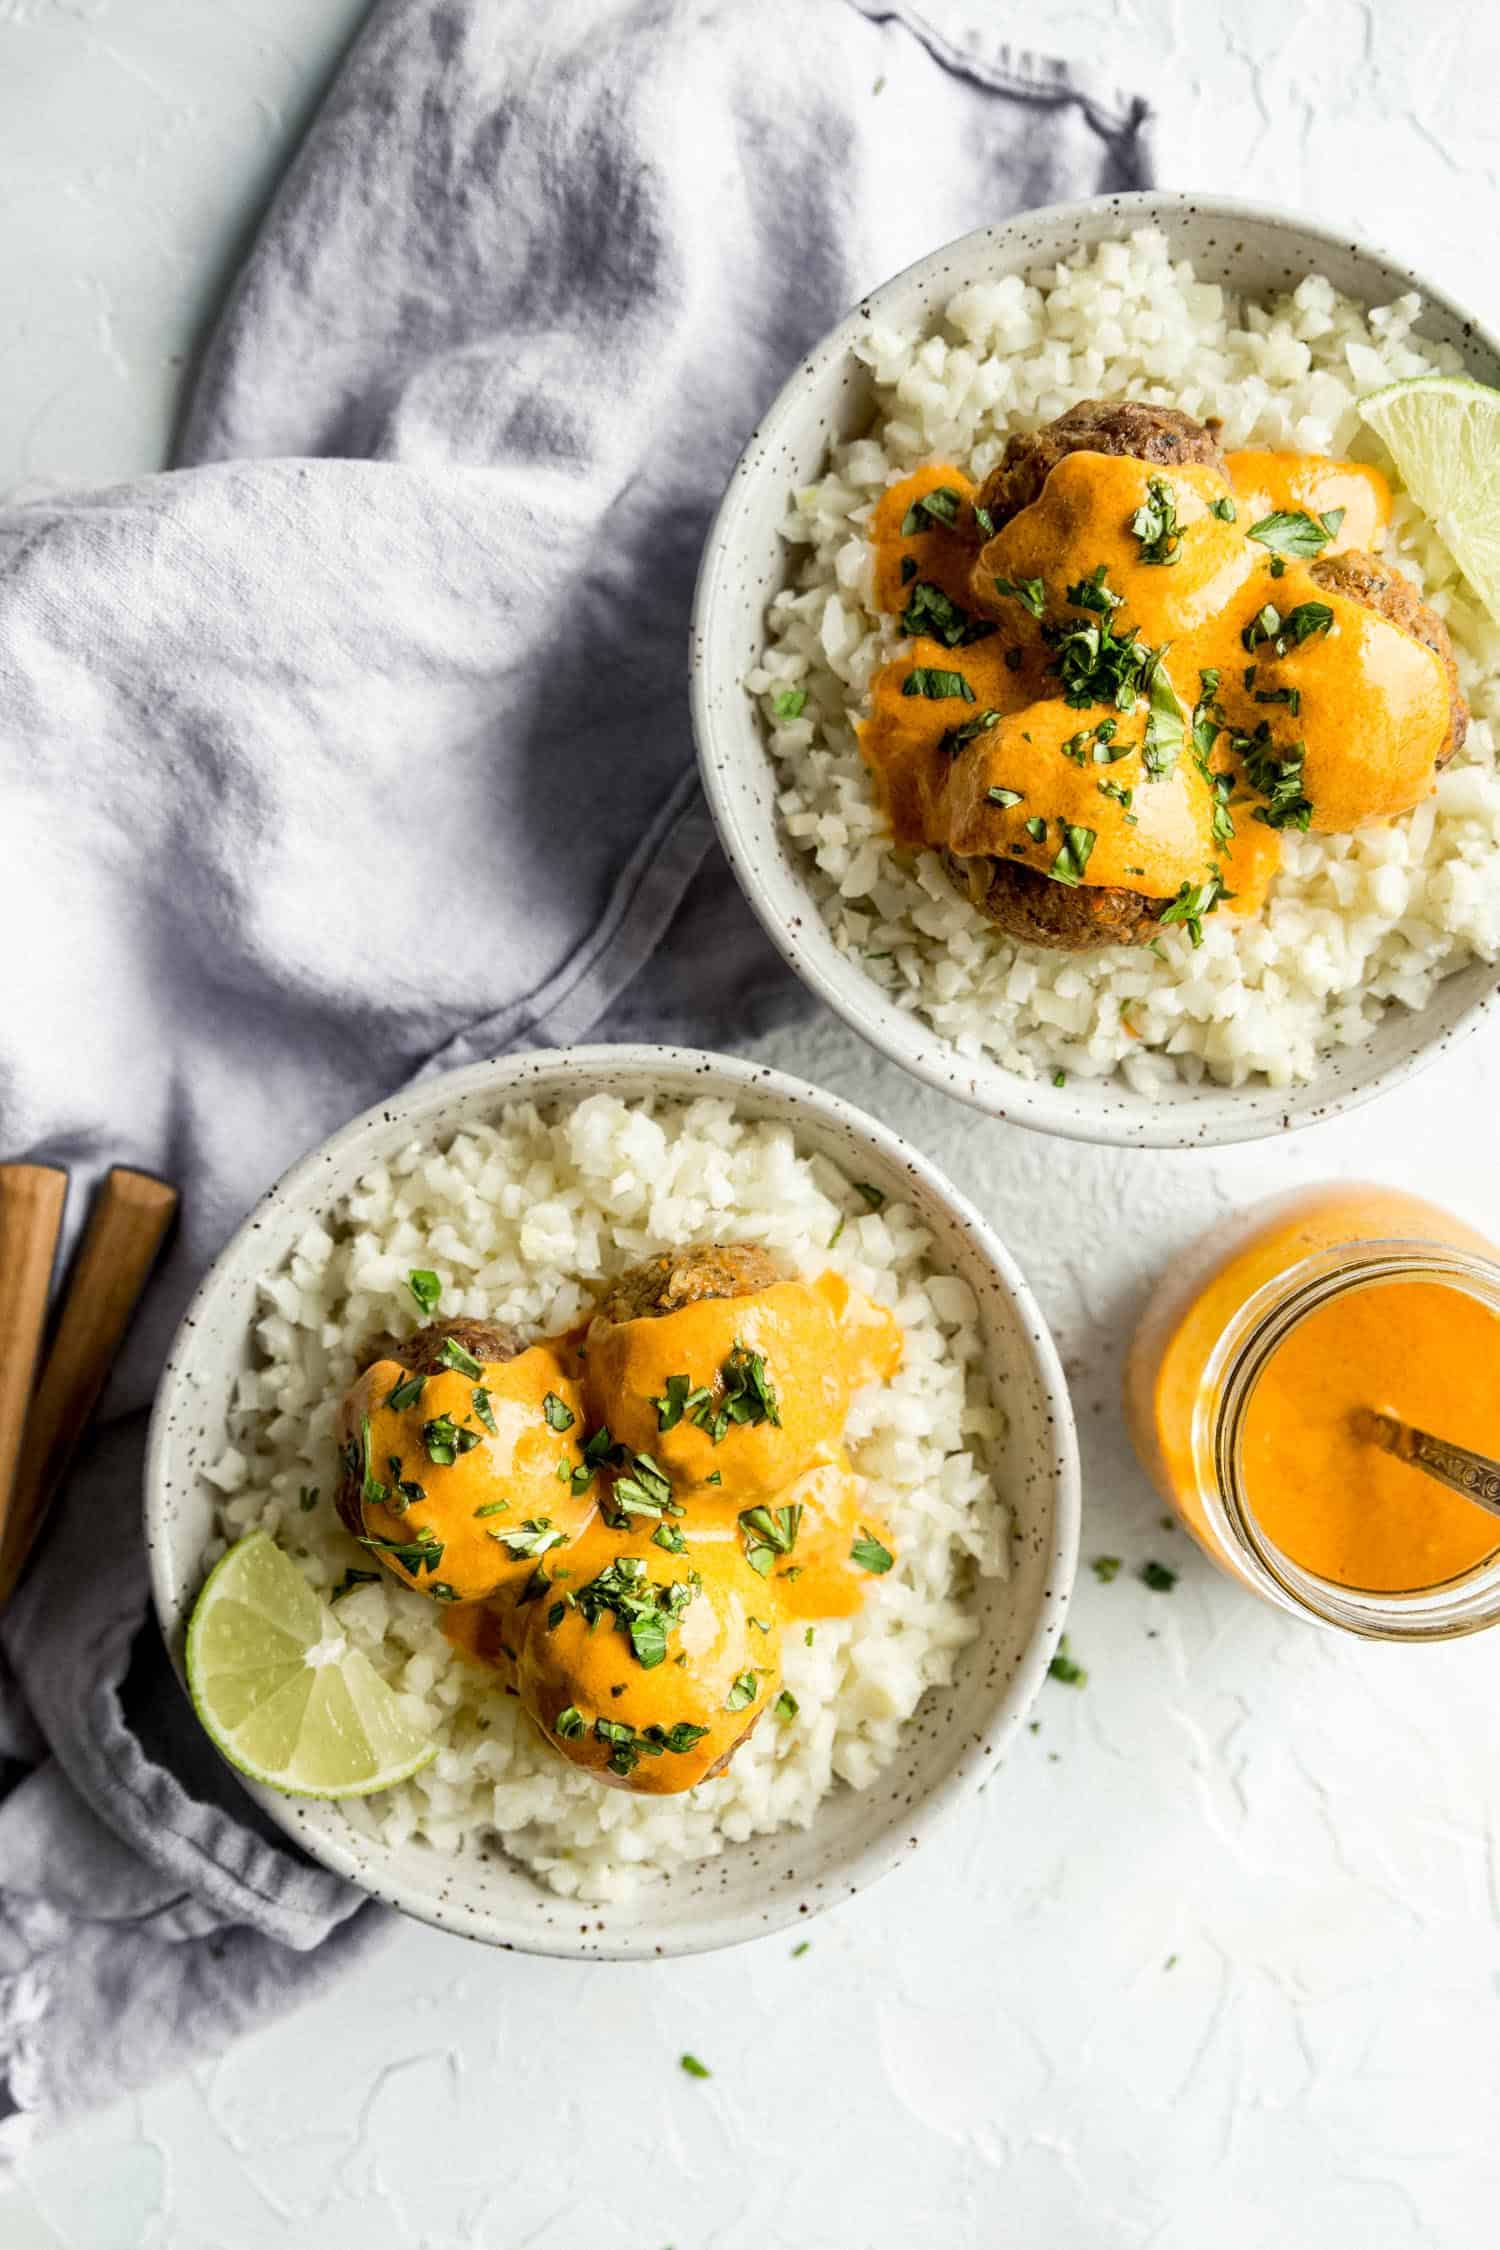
[1123,1185,1500,1636]
[860,401,1464,953]
[336,1247,903,1790]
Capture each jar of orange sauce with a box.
[1123,1185,1500,1639]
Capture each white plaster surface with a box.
[3,1,1500,2243]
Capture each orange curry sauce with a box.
[1125,1186,1500,1596]
[860,450,1447,934]
[337,1273,903,1790]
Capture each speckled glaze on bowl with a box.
[691,191,1500,1149]
[145,1045,1079,1959]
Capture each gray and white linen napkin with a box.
[0,0,1152,2146]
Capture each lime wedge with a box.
[1358,374,1500,622]
[185,1531,434,1798]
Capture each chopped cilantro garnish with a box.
[680,2053,712,2079]
[771,687,807,720]
[435,1335,483,1379]
[739,1502,803,1577]
[899,485,963,536]
[902,665,976,703]
[1045,609,1156,713]
[1240,726,1314,830]
[850,1528,894,1574]
[385,1372,425,1412]
[575,1555,698,1669]
[1048,1634,1087,1686]
[330,1567,381,1602]
[854,1181,885,1210]
[1048,823,1097,887]
[1246,509,1336,558]
[1091,1555,1121,1583]
[493,1517,568,1561]
[937,707,1001,758]
[1159,871,1233,948]
[1209,495,1237,522]
[987,785,1024,809]
[679,1343,782,1446]
[991,574,1047,619]
[1141,664,1186,780]
[1141,1559,1178,1591]
[607,1450,675,1522]
[774,1689,799,1722]
[1130,477,1183,565]
[359,1527,445,1577]
[407,1270,441,1315]
[1242,600,1333,656]
[901,578,997,649]
[725,1670,760,1713]
[1065,563,1122,614]
[359,1415,389,1510]
[421,1414,482,1466]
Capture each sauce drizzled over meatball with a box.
[335,1251,902,1794]
[860,403,1463,950]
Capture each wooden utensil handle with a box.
[0,1164,68,1550]
[0,1167,178,1606]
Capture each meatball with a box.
[975,399,1227,531]
[381,1316,523,1379]
[334,1320,522,1538]
[333,1322,595,1605]
[512,1520,778,1795]
[592,1245,790,1328]
[1309,549,1468,763]
[945,850,1166,951]
[586,1257,849,1500]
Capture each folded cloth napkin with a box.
[0,0,1152,2147]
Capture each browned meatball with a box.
[380,1316,524,1378]
[945,850,1166,951]
[975,399,1227,531]
[1309,550,1468,763]
[592,1245,790,1327]
[335,1318,523,1533]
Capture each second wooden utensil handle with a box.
[0,1164,67,1548]
[0,1167,178,1605]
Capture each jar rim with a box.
[1191,1237,1500,1641]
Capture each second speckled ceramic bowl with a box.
[691,191,1500,1148]
[145,1045,1079,1958]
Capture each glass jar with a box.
[1123,1184,1500,1641]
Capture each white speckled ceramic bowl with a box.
[691,191,1500,1148]
[145,1045,1079,1958]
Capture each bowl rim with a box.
[690,187,1500,1150]
[144,1042,1082,1958]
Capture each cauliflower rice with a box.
[750,228,1500,1091]
[202,1094,1010,1903]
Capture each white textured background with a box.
[4,2,1500,2244]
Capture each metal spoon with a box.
[1352,1408,1500,1518]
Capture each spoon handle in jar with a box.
[1354,1408,1500,1518]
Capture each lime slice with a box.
[186,1531,434,1798]
[1358,374,1500,622]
